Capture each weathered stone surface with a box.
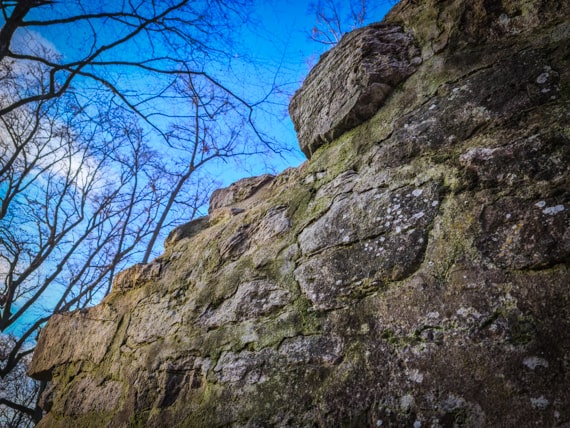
[30,0,570,426]
[28,305,119,381]
[111,261,162,291]
[298,181,440,255]
[476,196,569,269]
[164,215,209,249]
[209,173,274,213]
[198,279,292,328]
[289,23,421,158]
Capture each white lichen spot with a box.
[543,205,565,215]
[459,147,497,163]
[535,200,547,208]
[395,226,402,234]
[407,369,424,384]
[335,280,342,286]
[456,307,482,319]
[376,420,383,427]
[505,213,511,219]
[342,235,350,243]
[400,394,415,411]
[536,72,549,84]
[412,189,423,197]
[413,212,425,220]
[380,237,385,242]
[523,356,549,370]
[413,421,421,428]
[240,329,258,345]
[432,200,439,207]
[530,396,550,410]
[429,104,437,110]
[498,13,510,25]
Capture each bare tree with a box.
[0,0,287,422]
[141,73,265,262]
[0,334,42,428]
[308,0,397,45]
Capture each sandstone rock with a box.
[476,196,569,269]
[29,0,570,426]
[198,279,292,328]
[28,305,119,381]
[111,261,163,292]
[208,174,274,226]
[209,173,274,213]
[164,215,209,249]
[289,23,421,158]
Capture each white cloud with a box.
[11,28,61,59]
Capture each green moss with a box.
[308,130,359,178]
[45,411,115,428]
[128,411,152,428]
[294,295,324,334]
[284,185,315,228]
[254,312,303,350]
[176,382,228,427]
[195,257,255,309]
[507,314,536,345]
[478,308,537,346]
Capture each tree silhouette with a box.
[0,0,285,423]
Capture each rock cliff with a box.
[29,0,570,426]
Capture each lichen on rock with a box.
[29,0,570,426]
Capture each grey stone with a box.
[164,215,210,248]
[209,174,274,213]
[289,23,421,158]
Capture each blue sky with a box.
[12,0,396,179]
[220,0,398,179]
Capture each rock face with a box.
[30,0,570,426]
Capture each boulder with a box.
[289,23,422,158]
[30,0,570,426]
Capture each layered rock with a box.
[30,0,570,426]
[289,23,422,158]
